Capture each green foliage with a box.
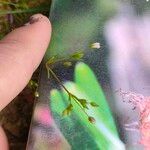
[63,61,72,67]
[0,0,51,38]
[0,0,50,15]
[28,80,38,89]
[78,99,88,109]
[49,62,125,150]
[46,57,99,123]
[70,52,84,60]
[90,102,99,107]
[75,62,118,135]
[28,80,39,98]
[62,103,73,116]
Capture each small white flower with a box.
[91,42,101,49]
[34,91,40,98]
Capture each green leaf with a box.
[0,5,49,15]
[90,102,99,107]
[70,52,84,60]
[61,82,106,148]
[78,99,87,104]
[78,99,89,109]
[46,56,56,65]
[75,62,118,135]
[49,63,125,149]
[28,80,38,89]
[63,81,125,150]
[49,89,74,149]
[62,109,69,116]
[50,89,66,114]
[62,104,73,116]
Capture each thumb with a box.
[0,14,51,111]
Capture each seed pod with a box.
[63,61,72,67]
[90,102,99,107]
[88,116,96,123]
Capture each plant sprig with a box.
[28,80,39,98]
[45,51,99,123]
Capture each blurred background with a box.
[0,0,150,149]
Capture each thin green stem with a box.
[0,6,49,15]
[46,56,72,66]
[0,1,18,6]
[46,61,91,119]
[46,65,89,117]
[72,97,89,118]
[46,66,70,94]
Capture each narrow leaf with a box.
[90,102,99,107]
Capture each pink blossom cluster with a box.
[118,89,150,149]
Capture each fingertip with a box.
[1,13,52,70]
[30,14,51,25]
[25,14,52,32]
[4,13,52,39]
[0,14,52,110]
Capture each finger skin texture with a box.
[0,126,8,150]
[0,14,52,111]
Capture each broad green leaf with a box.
[75,62,118,135]
[50,89,74,128]
[49,62,125,150]
[50,89,81,148]
[50,89,66,114]
[61,82,107,149]
[50,89,98,150]
[62,82,125,150]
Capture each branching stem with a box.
[45,58,97,123]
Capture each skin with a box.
[0,14,52,149]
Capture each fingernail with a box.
[24,14,44,26]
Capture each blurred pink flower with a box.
[34,105,53,125]
[118,89,150,150]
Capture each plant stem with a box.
[0,1,18,6]
[46,63,90,119]
[72,97,89,118]
[0,6,49,15]
[47,66,70,94]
